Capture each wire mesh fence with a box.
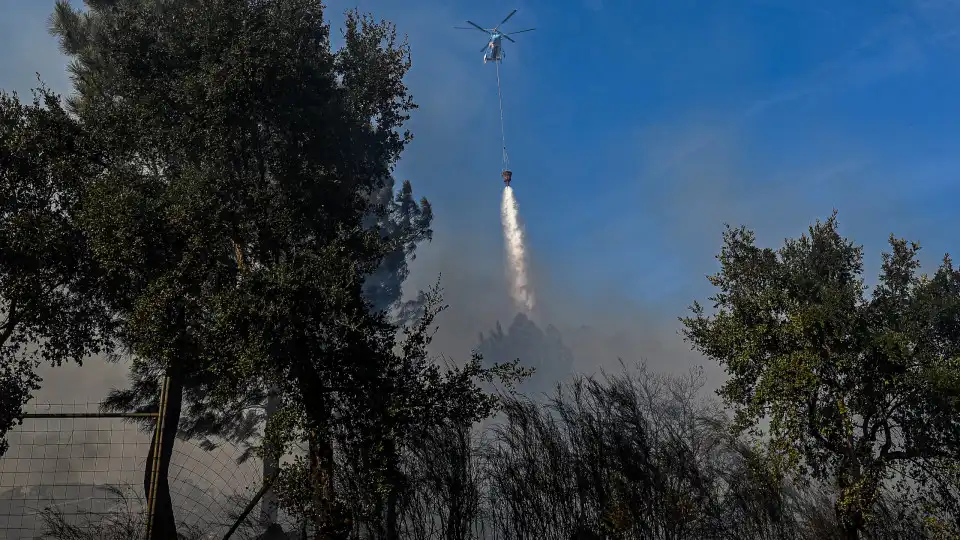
[0,401,297,540]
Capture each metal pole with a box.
[145,375,171,539]
[221,474,278,540]
[23,412,159,419]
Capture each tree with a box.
[0,87,114,458]
[48,1,513,537]
[682,212,960,538]
[362,177,433,316]
[98,172,433,531]
[321,286,526,539]
[477,313,575,397]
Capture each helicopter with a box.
[455,9,535,64]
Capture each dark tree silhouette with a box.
[45,1,478,537]
[477,313,575,397]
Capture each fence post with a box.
[145,375,172,539]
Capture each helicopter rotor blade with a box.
[503,35,516,43]
[505,28,536,35]
[466,21,488,33]
[497,9,517,28]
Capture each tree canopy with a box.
[38,0,521,536]
[682,212,960,538]
[0,88,115,458]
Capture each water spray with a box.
[493,49,535,313]
[501,186,534,313]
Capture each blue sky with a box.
[322,0,960,311]
[3,0,960,377]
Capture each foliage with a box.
[329,285,530,536]
[22,358,960,539]
[46,0,517,536]
[39,485,208,540]
[100,173,432,457]
[681,212,960,538]
[482,363,798,539]
[0,87,115,457]
[322,360,951,539]
[362,177,433,316]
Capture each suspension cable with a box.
[495,59,509,171]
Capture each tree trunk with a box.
[836,508,865,540]
[834,463,877,540]
[309,428,346,540]
[385,485,399,540]
[384,434,401,540]
[144,373,184,540]
[260,388,281,526]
